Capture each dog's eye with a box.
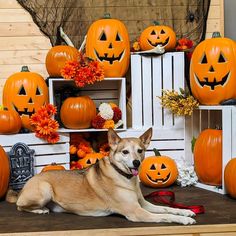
[122,150,129,155]
[137,149,143,153]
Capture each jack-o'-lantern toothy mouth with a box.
[94,49,125,64]
[146,172,171,183]
[148,37,169,47]
[195,72,230,90]
[13,104,35,116]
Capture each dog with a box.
[8,128,195,225]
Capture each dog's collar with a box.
[110,163,134,179]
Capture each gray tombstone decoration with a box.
[8,142,35,191]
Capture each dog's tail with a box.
[5,188,19,203]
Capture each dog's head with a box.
[107,128,152,176]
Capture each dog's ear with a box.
[108,128,121,151]
[139,127,152,149]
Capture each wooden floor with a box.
[0,185,236,236]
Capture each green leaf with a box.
[191,136,197,153]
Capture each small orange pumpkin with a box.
[139,22,176,51]
[86,13,130,77]
[0,145,10,198]
[139,149,178,188]
[69,145,77,155]
[2,66,49,130]
[224,158,236,198]
[194,128,222,186]
[78,153,104,169]
[41,163,66,172]
[0,107,22,134]
[190,32,236,105]
[46,45,79,77]
[60,96,96,129]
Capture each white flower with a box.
[176,157,198,187]
[99,103,114,120]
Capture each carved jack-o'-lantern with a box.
[139,22,176,51]
[86,14,130,77]
[2,66,49,130]
[190,32,236,105]
[78,153,104,169]
[139,149,178,188]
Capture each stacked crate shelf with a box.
[48,78,127,132]
[185,105,236,194]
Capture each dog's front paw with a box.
[180,209,196,217]
[181,217,196,225]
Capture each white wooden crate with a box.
[0,133,70,174]
[48,78,127,132]
[131,52,185,130]
[185,105,236,194]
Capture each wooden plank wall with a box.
[0,0,224,103]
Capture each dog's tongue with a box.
[131,168,139,176]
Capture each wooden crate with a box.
[0,133,70,174]
[185,105,236,194]
[48,78,127,132]
[123,52,185,163]
[130,52,185,130]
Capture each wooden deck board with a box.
[0,185,236,235]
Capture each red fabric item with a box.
[144,190,205,214]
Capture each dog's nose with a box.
[133,160,140,168]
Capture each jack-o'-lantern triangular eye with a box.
[201,53,208,64]
[150,164,156,170]
[99,31,107,41]
[19,86,26,95]
[151,30,156,35]
[218,53,226,63]
[116,32,122,41]
[160,29,165,34]
[86,159,91,164]
[161,163,166,169]
[36,87,41,95]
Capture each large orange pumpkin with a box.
[86,14,130,77]
[194,128,222,186]
[0,145,10,198]
[139,22,176,51]
[139,149,178,188]
[46,45,79,77]
[190,32,236,105]
[0,107,22,134]
[2,66,49,130]
[224,158,236,198]
[60,96,96,129]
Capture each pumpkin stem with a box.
[212,32,221,38]
[153,148,161,156]
[103,13,111,19]
[21,66,30,72]
[153,21,160,26]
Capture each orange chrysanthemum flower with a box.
[30,104,60,144]
[103,120,115,129]
[61,53,104,88]
[46,132,60,144]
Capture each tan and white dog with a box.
[8,128,195,225]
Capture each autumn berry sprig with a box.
[61,52,104,88]
[30,104,60,143]
[158,88,199,116]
